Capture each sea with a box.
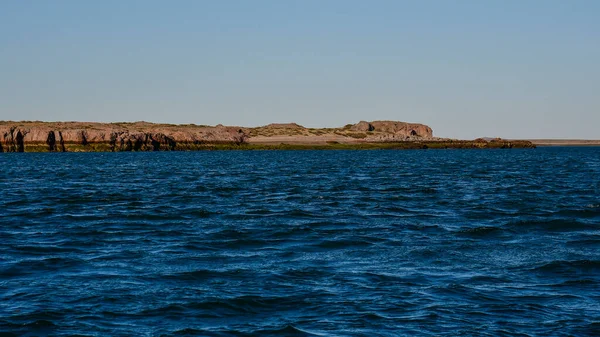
[1,147,599,336]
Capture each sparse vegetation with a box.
[346,132,367,139]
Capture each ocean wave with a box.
[532,260,600,275]
[1,257,85,277]
[455,225,508,237]
[251,324,325,336]
[2,149,600,335]
[505,219,598,232]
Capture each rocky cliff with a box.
[0,120,436,152]
[0,122,248,152]
[349,121,433,141]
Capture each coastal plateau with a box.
[0,120,534,152]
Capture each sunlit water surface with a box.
[1,148,599,336]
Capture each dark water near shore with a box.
[1,148,599,336]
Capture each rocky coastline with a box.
[0,120,534,152]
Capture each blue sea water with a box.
[1,147,599,336]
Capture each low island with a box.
[0,120,535,152]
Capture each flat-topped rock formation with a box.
[0,120,533,152]
[0,121,247,152]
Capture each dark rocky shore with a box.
[0,120,534,152]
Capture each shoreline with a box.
[5,140,536,153]
[0,120,548,152]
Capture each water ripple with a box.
[1,148,599,336]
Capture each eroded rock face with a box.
[0,119,435,151]
[1,127,27,152]
[46,131,57,152]
[0,122,249,152]
[351,120,433,138]
[351,121,376,132]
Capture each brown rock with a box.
[351,120,432,137]
[350,121,375,132]
[0,119,437,151]
[264,123,305,129]
[0,121,251,152]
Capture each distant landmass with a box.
[525,139,600,146]
[0,120,535,152]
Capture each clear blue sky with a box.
[1,0,598,139]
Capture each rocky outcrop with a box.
[0,127,26,152]
[0,120,439,152]
[351,121,433,139]
[0,122,248,152]
[0,120,537,151]
[265,123,305,129]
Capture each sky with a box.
[0,1,598,139]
